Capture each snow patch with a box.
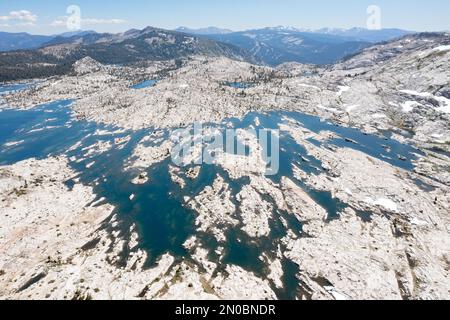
[365,198,399,212]
[430,45,450,53]
[400,90,450,114]
[401,101,421,113]
[337,86,349,97]
[324,286,350,300]
[400,90,432,98]
[345,105,359,113]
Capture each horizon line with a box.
[1,25,439,36]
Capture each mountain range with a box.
[0,27,256,81]
[0,26,417,81]
[0,30,97,52]
[312,27,414,42]
[195,26,414,65]
[202,28,371,65]
[174,26,413,42]
[0,32,53,52]
[175,26,234,35]
[0,26,412,52]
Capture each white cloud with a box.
[50,18,66,27]
[0,10,37,25]
[50,16,126,28]
[83,18,126,25]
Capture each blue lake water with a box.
[0,83,30,95]
[131,80,157,89]
[0,91,424,299]
[223,82,256,89]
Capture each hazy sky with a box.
[1,0,449,35]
